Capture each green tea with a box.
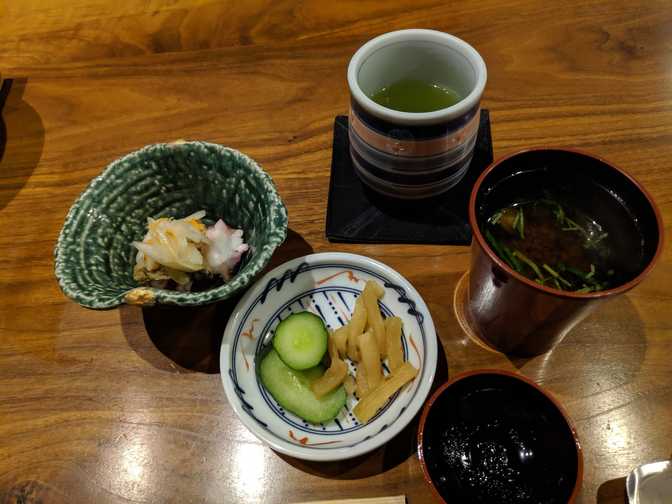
[369,78,462,113]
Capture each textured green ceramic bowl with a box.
[54,141,288,309]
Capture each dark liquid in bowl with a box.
[476,165,651,290]
[423,374,579,504]
[484,198,622,292]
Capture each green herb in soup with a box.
[369,78,462,113]
[484,199,615,292]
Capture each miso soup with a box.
[484,198,618,292]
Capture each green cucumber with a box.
[272,311,328,370]
[259,349,346,424]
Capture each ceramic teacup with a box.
[347,29,487,199]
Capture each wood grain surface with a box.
[1,1,671,503]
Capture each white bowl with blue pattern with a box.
[220,252,438,461]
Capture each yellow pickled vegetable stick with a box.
[312,337,348,398]
[332,325,349,358]
[347,296,367,361]
[328,334,339,361]
[343,374,356,395]
[353,362,418,422]
[355,359,369,398]
[384,316,403,372]
[369,279,385,298]
[359,329,382,390]
[311,358,348,398]
[350,295,368,335]
[312,279,416,423]
[363,281,386,355]
[347,330,360,362]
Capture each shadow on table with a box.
[119,228,313,374]
[0,77,45,211]
[505,295,647,387]
[596,476,627,503]
[264,228,314,271]
[0,79,8,164]
[278,342,449,479]
[118,300,236,374]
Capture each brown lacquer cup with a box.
[466,148,663,356]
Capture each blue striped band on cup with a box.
[347,29,487,199]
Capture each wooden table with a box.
[1,1,671,502]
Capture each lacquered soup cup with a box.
[466,148,663,355]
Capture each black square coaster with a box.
[325,109,493,245]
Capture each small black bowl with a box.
[418,370,583,503]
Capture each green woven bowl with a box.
[54,141,288,309]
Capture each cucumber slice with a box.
[259,349,346,424]
[272,311,328,370]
